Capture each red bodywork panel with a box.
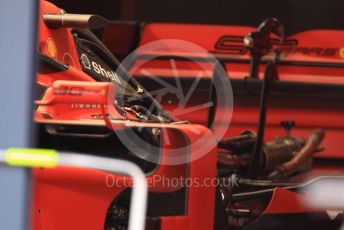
[33,123,218,230]
[132,23,344,159]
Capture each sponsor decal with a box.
[62,52,76,68]
[100,89,107,96]
[46,38,57,59]
[81,53,91,70]
[71,103,104,109]
[214,35,249,55]
[213,35,339,57]
[339,48,344,59]
[53,86,103,96]
[80,53,122,85]
[53,86,83,96]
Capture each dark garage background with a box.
[51,0,343,35]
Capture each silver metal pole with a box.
[0,150,148,230]
[58,153,148,230]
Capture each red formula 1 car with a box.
[33,1,344,230]
[35,1,219,230]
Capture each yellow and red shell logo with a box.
[46,38,57,59]
[340,48,344,59]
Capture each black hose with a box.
[239,178,297,187]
